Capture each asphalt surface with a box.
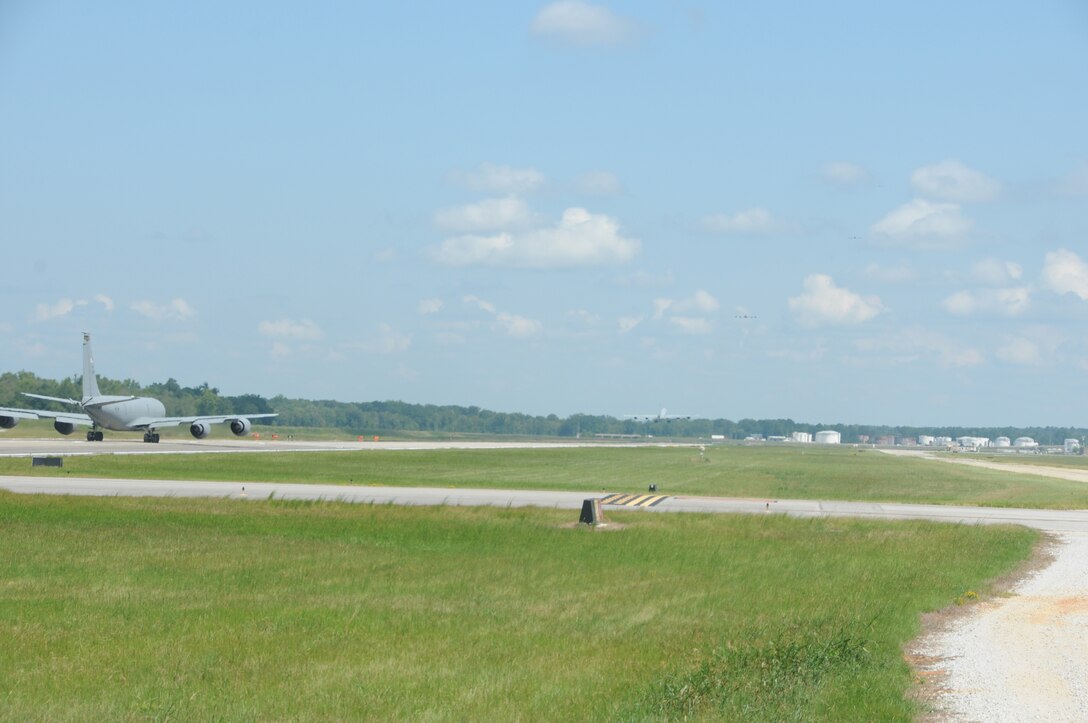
[3,473,1088,532]
[4,436,1088,532]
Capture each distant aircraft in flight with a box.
[0,333,277,443]
[624,408,692,422]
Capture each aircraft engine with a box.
[0,416,18,429]
[229,418,252,437]
[54,420,75,435]
[190,421,212,439]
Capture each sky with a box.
[1,1,1087,427]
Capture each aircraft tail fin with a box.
[82,333,102,399]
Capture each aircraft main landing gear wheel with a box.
[87,430,104,442]
[142,432,160,444]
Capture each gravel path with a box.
[913,532,1088,721]
[893,450,1088,720]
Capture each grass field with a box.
[4,443,1088,509]
[0,491,1037,721]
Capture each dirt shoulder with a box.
[885,448,1088,719]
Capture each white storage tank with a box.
[1013,437,1038,448]
[1065,439,1081,454]
[814,430,841,445]
[994,437,1011,448]
[791,431,812,443]
[918,435,935,446]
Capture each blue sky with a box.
[1,1,1087,427]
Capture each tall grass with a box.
[0,492,1036,720]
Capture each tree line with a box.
[1,371,1084,444]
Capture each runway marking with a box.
[600,493,668,508]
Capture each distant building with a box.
[815,430,841,445]
[918,435,935,446]
[791,431,812,443]
[877,435,896,446]
[1065,439,1081,454]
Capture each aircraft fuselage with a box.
[84,396,167,431]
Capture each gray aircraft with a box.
[624,408,692,422]
[0,333,276,443]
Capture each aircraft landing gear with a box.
[87,430,104,442]
[142,432,160,444]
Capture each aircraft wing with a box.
[126,413,279,430]
[0,407,94,426]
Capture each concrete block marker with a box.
[31,457,63,468]
[579,498,604,525]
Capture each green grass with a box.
[0,492,1037,721]
[5,444,1088,509]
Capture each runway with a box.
[4,436,1088,532]
[0,436,673,458]
[3,473,1088,532]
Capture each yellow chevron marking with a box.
[600,493,669,508]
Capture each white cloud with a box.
[575,170,622,196]
[617,269,675,288]
[823,161,871,186]
[972,258,1022,284]
[996,336,1042,366]
[448,162,545,194]
[655,289,719,319]
[567,309,599,325]
[1042,249,1088,301]
[33,298,78,322]
[618,315,643,333]
[418,298,444,315]
[921,163,1000,202]
[871,198,972,243]
[942,287,1030,317]
[463,295,497,314]
[131,298,196,322]
[788,274,883,327]
[462,296,540,339]
[646,290,719,333]
[496,313,541,338]
[257,318,323,340]
[434,197,535,232]
[372,247,397,263]
[432,207,639,268]
[702,207,785,234]
[669,316,713,335]
[679,289,719,314]
[531,0,641,46]
[33,294,115,322]
[910,160,1000,202]
[270,342,292,358]
[371,323,412,354]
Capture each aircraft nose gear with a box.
[87,430,104,442]
[142,432,160,443]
